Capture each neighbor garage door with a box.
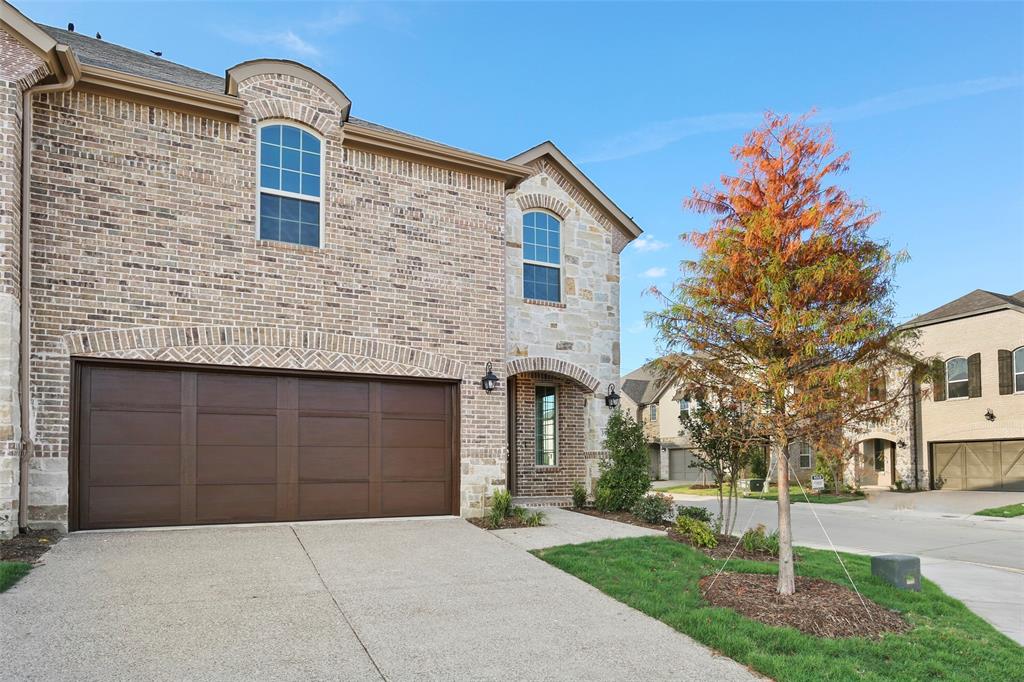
[931,440,1024,491]
[669,448,705,482]
[74,363,457,530]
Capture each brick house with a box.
[0,2,641,537]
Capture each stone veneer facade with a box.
[0,23,637,535]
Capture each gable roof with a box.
[620,364,676,405]
[904,289,1024,329]
[509,141,643,242]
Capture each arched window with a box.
[945,356,969,399]
[1014,347,1024,394]
[522,210,561,302]
[258,122,322,247]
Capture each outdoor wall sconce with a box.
[985,409,996,422]
[605,384,621,409]
[481,362,498,393]
[897,439,907,449]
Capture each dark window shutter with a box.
[933,361,946,402]
[998,349,1013,395]
[967,352,982,398]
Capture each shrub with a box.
[595,410,650,511]
[631,493,675,524]
[571,481,587,509]
[491,489,512,518]
[510,505,528,522]
[749,447,769,479]
[813,455,836,490]
[740,524,780,556]
[524,510,546,527]
[594,485,616,512]
[676,505,712,524]
[674,515,717,549]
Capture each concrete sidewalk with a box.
[1,518,755,681]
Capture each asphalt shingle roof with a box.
[620,365,666,405]
[905,289,1024,328]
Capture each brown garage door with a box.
[74,363,457,530]
[931,440,1024,491]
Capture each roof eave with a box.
[900,303,1024,330]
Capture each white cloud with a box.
[640,266,667,279]
[631,235,669,253]
[223,28,321,58]
[582,75,1024,163]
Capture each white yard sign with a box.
[810,474,825,491]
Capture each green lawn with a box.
[0,561,31,593]
[975,502,1024,518]
[655,483,863,504]
[535,536,1022,682]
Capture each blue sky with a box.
[22,1,1024,372]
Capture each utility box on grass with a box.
[871,554,921,592]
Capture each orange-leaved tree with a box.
[649,112,924,595]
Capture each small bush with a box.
[594,485,616,512]
[676,505,712,524]
[491,489,512,517]
[571,481,587,509]
[510,505,528,522]
[675,515,717,549]
[595,410,651,511]
[631,493,675,524]
[739,524,780,556]
[524,510,546,527]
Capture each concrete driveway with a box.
[1,518,754,681]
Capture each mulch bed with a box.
[700,572,911,639]
[467,517,533,530]
[568,507,672,531]
[0,529,61,564]
[666,528,785,562]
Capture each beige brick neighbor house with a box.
[0,2,641,537]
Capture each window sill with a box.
[533,464,561,470]
[523,298,566,309]
[256,238,322,254]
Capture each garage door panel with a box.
[299,379,369,412]
[88,445,180,486]
[298,483,369,519]
[88,485,180,527]
[196,484,277,523]
[381,481,448,516]
[77,365,455,529]
[299,416,370,447]
[91,410,180,445]
[299,446,370,481]
[381,383,446,415]
[197,446,278,484]
[382,418,446,447]
[933,443,964,489]
[1000,441,1024,490]
[197,413,277,446]
[197,373,277,409]
[90,368,181,408]
[382,447,446,480]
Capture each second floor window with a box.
[523,211,561,302]
[945,356,968,399]
[259,123,322,247]
[650,404,658,422]
[679,397,690,419]
[789,441,814,469]
[1015,347,1024,393]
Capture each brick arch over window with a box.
[247,98,338,137]
[63,327,466,380]
[516,193,570,221]
[506,356,601,393]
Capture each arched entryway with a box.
[857,438,897,488]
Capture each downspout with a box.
[18,47,77,532]
[909,377,920,491]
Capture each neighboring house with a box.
[868,289,1024,491]
[0,2,641,537]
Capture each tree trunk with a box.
[774,440,796,595]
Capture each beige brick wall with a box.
[0,29,48,538]
[22,70,509,527]
[511,372,588,497]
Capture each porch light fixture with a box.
[481,362,499,393]
[985,409,996,422]
[605,384,621,409]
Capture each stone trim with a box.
[516,193,570,220]
[62,326,466,380]
[506,356,601,393]
[247,97,338,137]
[536,159,632,254]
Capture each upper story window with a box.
[258,123,322,247]
[1014,347,1024,393]
[945,356,969,399]
[679,397,691,419]
[522,211,561,302]
[650,404,658,422]
[788,440,814,469]
[868,375,886,402]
